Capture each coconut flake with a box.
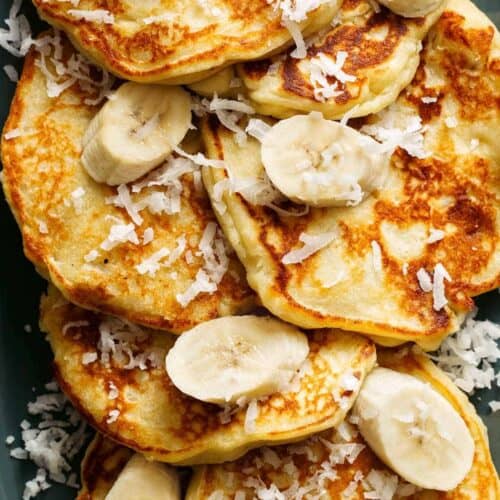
[100,223,139,251]
[81,352,98,365]
[429,314,500,394]
[421,96,437,104]
[489,401,500,412]
[427,228,445,244]
[309,51,356,101]
[282,231,336,265]
[176,223,228,307]
[8,382,89,499]
[416,268,432,293]
[361,105,429,159]
[173,146,225,169]
[84,249,99,263]
[106,409,120,424]
[67,9,114,24]
[246,118,272,142]
[106,184,143,226]
[143,13,177,24]
[432,262,451,311]
[244,399,259,433]
[3,63,18,81]
[270,0,333,23]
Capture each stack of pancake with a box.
[1,0,499,497]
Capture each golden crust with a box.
[1,33,255,333]
[33,0,342,83]
[41,286,376,466]
[201,0,500,348]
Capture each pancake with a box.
[41,286,377,465]
[237,0,445,120]
[201,0,500,349]
[77,434,133,500]
[1,32,255,334]
[32,0,342,84]
[186,349,500,499]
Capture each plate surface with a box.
[0,1,498,498]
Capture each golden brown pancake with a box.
[77,434,133,500]
[32,0,342,84]
[238,0,445,119]
[41,286,376,465]
[186,348,500,499]
[1,32,255,334]
[201,0,500,349]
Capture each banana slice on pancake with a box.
[353,367,474,490]
[166,316,309,404]
[41,286,376,465]
[260,112,391,207]
[105,454,180,500]
[82,82,192,186]
[379,0,444,18]
[186,348,499,499]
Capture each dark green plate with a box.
[0,1,499,498]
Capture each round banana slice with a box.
[260,112,390,207]
[353,367,475,491]
[105,453,180,500]
[165,316,309,405]
[82,82,192,186]
[378,0,443,18]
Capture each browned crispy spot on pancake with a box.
[243,8,412,103]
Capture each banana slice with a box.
[82,82,192,186]
[165,316,309,404]
[353,367,475,491]
[377,0,443,17]
[260,112,390,207]
[105,453,180,500]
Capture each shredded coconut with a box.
[282,231,336,265]
[106,409,120,424]
[244,399,259,434]
[84,249,99,263]
[100,222,139,251]
[8,382,88,499]
[361,105,429,159]
[309,51,356,101]
[489,401,500,412]
[246,118,272,142]
[432,263,451,311]
[108,382,119,400]
[176,223,229,307]
[3,63,18,81]
[95,316,162,370]
[416,268,433,293]
[143,13,177,24]
[429,314,500,396]
[81,352,98,365]
[67,9,114,24]
[427,228,445,244]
